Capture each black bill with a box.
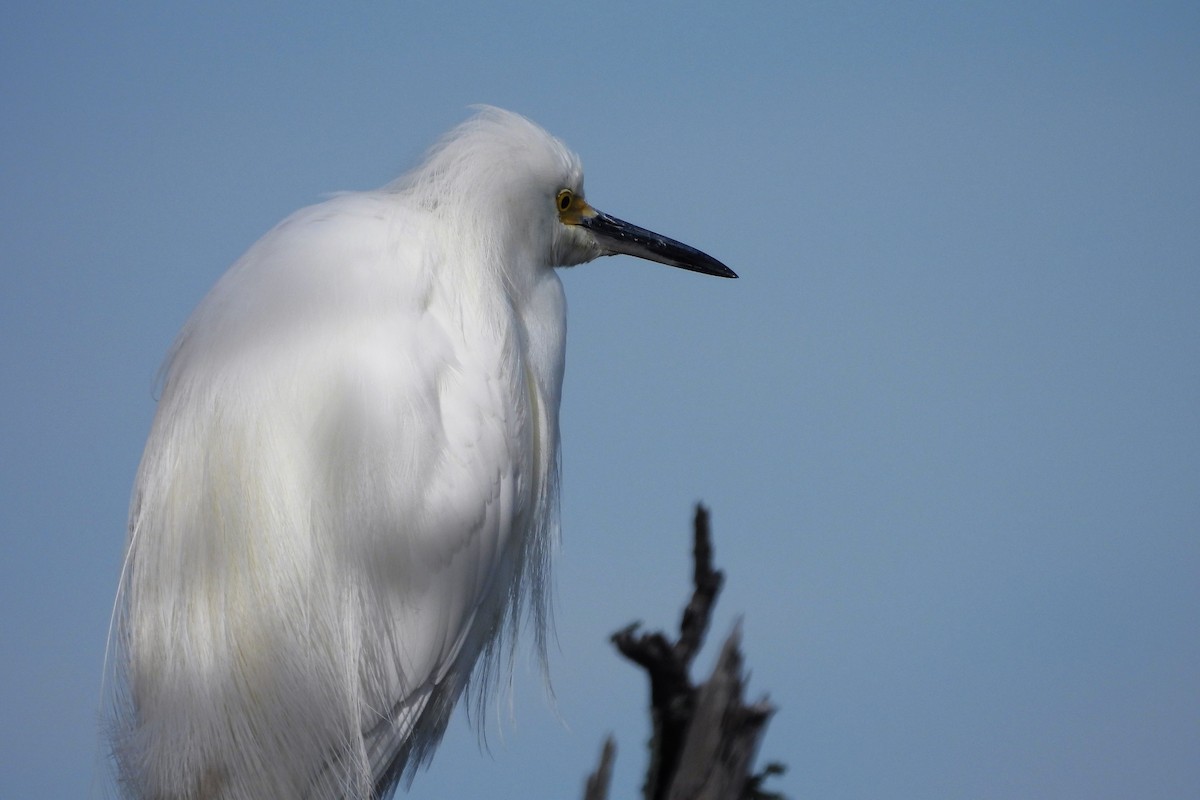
[580,211,738,279]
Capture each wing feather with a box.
[115,192,541,799]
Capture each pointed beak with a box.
[579,210,738,279]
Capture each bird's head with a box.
[393,107,736,279]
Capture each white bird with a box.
[109,106,735,800]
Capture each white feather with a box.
[109,105,733,800]
[112,108,574,799]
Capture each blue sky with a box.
[3,2,1198,797]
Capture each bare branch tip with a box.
[582,736,617,800]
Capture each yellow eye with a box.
[556,188,595,226]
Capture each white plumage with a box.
[110,107,734,800]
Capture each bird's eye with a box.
[556,189,573,212]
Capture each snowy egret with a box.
[110,106,735,800]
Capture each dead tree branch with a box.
[584,505,784,800]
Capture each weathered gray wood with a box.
[591,505,783,800]
[666,625,774,800]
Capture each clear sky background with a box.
[3,2,1198,798]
